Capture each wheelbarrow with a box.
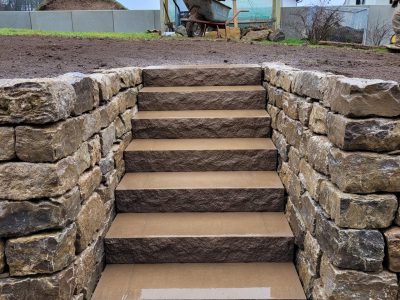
[181,0,248,38]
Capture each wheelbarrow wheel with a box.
[186,6,205,37]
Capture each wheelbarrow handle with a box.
[225,9,250,26]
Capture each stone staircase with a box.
[92,65,306,300]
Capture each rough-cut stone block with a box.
[306,135,332,175]
[267,104,280,130]
[316,212,385,271]
[266,83,284,106]
[276,111,303,148]
[282,92,303,120]
[319,180,397,229]
[76,193,106,253]
[102,67,142,89]
[272,130,289,162]
[309,103,328,135]
[6,224,76,276]
[105,235,294,264]
[0,79,76,124]
[139,86,266,111]
[0,187,81,237]
[288,147,301,175]
[298,100,313,127]
[98,97,121,129]
[16,117,84,162]
[82,109,101,141]
[327,113,400,152]
[115,109,133,138]
[298,192,320,234]
[0,266,75,300]
[324,76,400,117]
[0,240,4,274]
[286,198,306,248]
[279,162,304,203]
[58,72,100,116]
[74,237,104,299]
[299,159,326,199]
[78,167,102,200]
[263,63,299,92]
[299,129,312,158]
[74,142,91,175]
[88,135,101,167]
[329,148,400,193]
[292,70,329,100]
[0,158,77,201]
[0,127,15,161]
[318,255,398,300]
[144,65,261,87]
[384,227,400,272]
[90,73,119,102]
[100,123,116,157]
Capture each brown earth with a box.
[1,35,400,81]
[37,0,126,10]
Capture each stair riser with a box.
[132,118,271,139]
[116,189,285,213]
[105,237,294,263]
[143,66,262,87]
[138,90,266,111]
[125,149,277,172]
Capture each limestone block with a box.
[306,135,332,175]
[292,70,330,100]
[327,113,400,152]
[76,193,106,253]
[299,129,313,158]
[309,103,328,135]
[0,127,15,161]
[0,266,75,300]
[96,170,118,205]
[98,95,123,129]
[124,88,139,108]
[0,187,81,237]
[6,224,76,276]
[298,100,313,127]
[276,111,304,148]
[88,135,101,167]
[102,67,142,89]
[74,237,104,299]
[319,180,397,229]
[0,78,76,124]
[74,142,91,175]
[324,76,400,117]
[279,162,304,203]
[316,212,385,271]
[329,148,400,193]
[0,240,4,274]
[78,166,102,200]
[90,73,118,102]
[384,227,400,272]
[298,192,320,234]
[100,122,116,157]
[99,152,114,176]
[282,92,302,120]
[286,198,306,248]
[299,159,326,199]
[318,255,398,300]
[272,130,289,162]
[288,147,301,175]
[265,83,283,106]
[303,232,322,274]
[58,72,99,116]
[15,117,84,162]
[267,105,280,130]
[263,63,299,92]
[82,109,101,141]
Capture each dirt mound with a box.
[37,0,126,10]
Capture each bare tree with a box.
[290,0,343,44]
[367,19,393,46]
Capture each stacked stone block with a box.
[263,62,400,300]
[0,67,141,299]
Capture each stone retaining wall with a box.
[0,68,141,299]
[263,62,400,299]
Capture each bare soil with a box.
[37,0,125,10]
[1,36,400,81]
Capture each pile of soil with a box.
[37,0,126,10]
[1,36,400,81]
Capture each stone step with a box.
[115,171,285,212]
[105,212,294,264]
[143,64,262,87]
[132,110,271,139]
[124,138,277,172]
[138,86,266,111]
[92,263,306,300]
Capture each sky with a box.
[118,0,160,10]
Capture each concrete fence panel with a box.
[113,10,159,33]
[72,10,114,32]
[0,11,31,29]
[30,11,73,31]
